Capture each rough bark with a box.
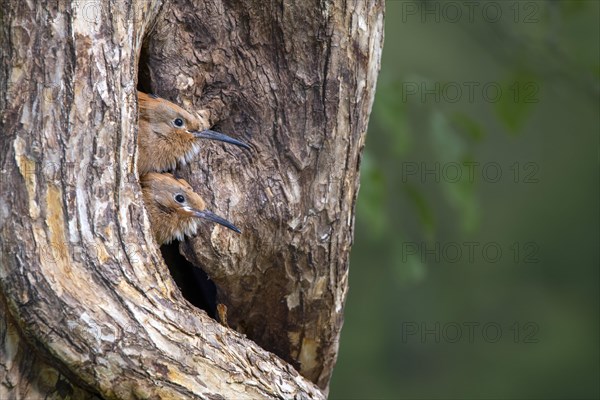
[144,0,384,390]
[0,0,383,398]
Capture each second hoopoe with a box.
[141,172,240,245]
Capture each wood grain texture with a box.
[143,0,384,390]
[0,0,383,397]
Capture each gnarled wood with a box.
[0,0,383,397]
[145,0,384,390]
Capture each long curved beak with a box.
[193,210,241,234]
[192,129,250,150]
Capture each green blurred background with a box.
[329,1,599,399]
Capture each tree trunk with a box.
[0,0,383,398]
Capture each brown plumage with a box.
[141,172,240,245]
[137,91,249,175]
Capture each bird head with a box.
[141,172,240,245]
[137,91,249,174]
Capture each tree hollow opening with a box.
[160,241,218,319]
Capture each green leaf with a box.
[494,70,540,135]
[403,183,435,239]
[430,110,467,162]
[442,171,481,233]
[429,110,481,233]
[450,112,485,142]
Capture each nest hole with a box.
[160,241,217,318]
[137,35,218,319]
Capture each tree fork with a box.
[0,0,383,398]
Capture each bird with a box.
[140,172,240,246]
[137,91,250,175]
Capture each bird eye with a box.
[174,194,185,203]
[173,118,184,127]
